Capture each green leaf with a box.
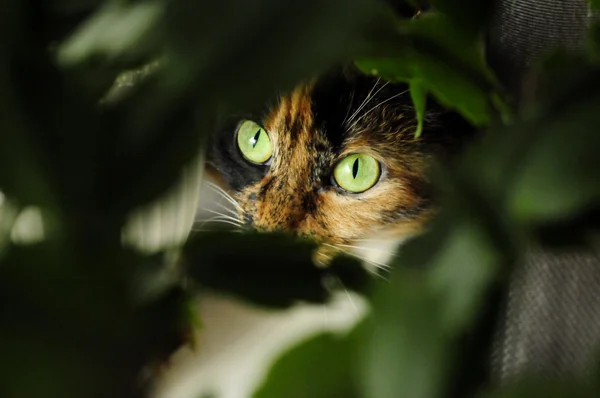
[590,0,600,10]
[428,0,495,35]
[409,79,427,137]
[253,331,362,398]
[481,377,598,398]
[356,12,506,127]
[57,1,162,67]
[407,13,497,125]
[588,21,600,60]
[505,63,600,223]
[361,166,516,398]
[183,231,369,309]
[161,0,380,108]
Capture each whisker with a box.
[322,243,392,271]
[195,215,244,230]
[191,228,243,234]
[346,79,389,125]
[335,243,398,258]
[200,208,243,225]
[206,181,244,212]
[341,90,356,126]
[212,201,240,218]
[349,88,409,131]
[337,278,359,316]
[208,187,242,212]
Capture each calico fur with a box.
[207,67,474,265]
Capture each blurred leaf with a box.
[590,0,600,10]
[253,330,363,398]
[57,1,162,67]
[409,79,426,137]
[588,21,600,60]
[481,377,597,398]
[159,0,381,109]
[506,65,600,223]
[183,231,368,309]
[356,12,505,127]
[361,167,515,398]
[428,0,495,35]
[0,240,189,398]
[45,0,105,15]
[0,197,20,257]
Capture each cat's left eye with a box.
[333,154,381,193]
[236,120,273,164]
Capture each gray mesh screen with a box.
[493,249,600,380]
[488,0,593,93]
[488,0,600,381]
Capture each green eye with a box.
[333,154,381,193]
[236,120,273,164]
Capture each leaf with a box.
[356,12,506,127]
[183,231,369,309]
[409,79,427,137]
[588,21,600,60]
[361,166,516,398]
[0,240,190,397]
[505,64,600,223]
[160,0,380,108]
[57,1,162,67]
[481,377,598,398]
[253,331,363,398]
[428,0,495,35]
[407,13,497,125]
[590,0,600,10]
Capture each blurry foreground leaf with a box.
[356,12,504,127]
[183,231,369,309]
[409,78,426,137]
[428,0,495,35]
[253,328,365,398]
[504,63,600,224]
[361,168,515,398]
[481,377,597,398]
[0,240,189,398]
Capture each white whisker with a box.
[206,181,244,212]
[191,228,243,234]
[341,90,356,125]
[349,89,409,131]
[195,215,244,230]
[335,243,398,258]
[338,278,359,316]
[322,243,392,272]
[200,208,243,225]
[213,201,240,218]
[346,79,389,126]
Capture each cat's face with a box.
[207,68,472,267]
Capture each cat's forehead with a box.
[261,68,415,153]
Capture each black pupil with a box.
[251,129,261,148]
[352,158,359,179]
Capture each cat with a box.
[205,66,474,269]
[151,67,474,398]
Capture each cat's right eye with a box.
[236,120,273,164]
[333,153,381,193]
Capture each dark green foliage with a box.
[252,331,361,398]
[184,231,368,308]
[3,0,600,398]
[355,9,507,129]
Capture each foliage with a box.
[2,1,600,398]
